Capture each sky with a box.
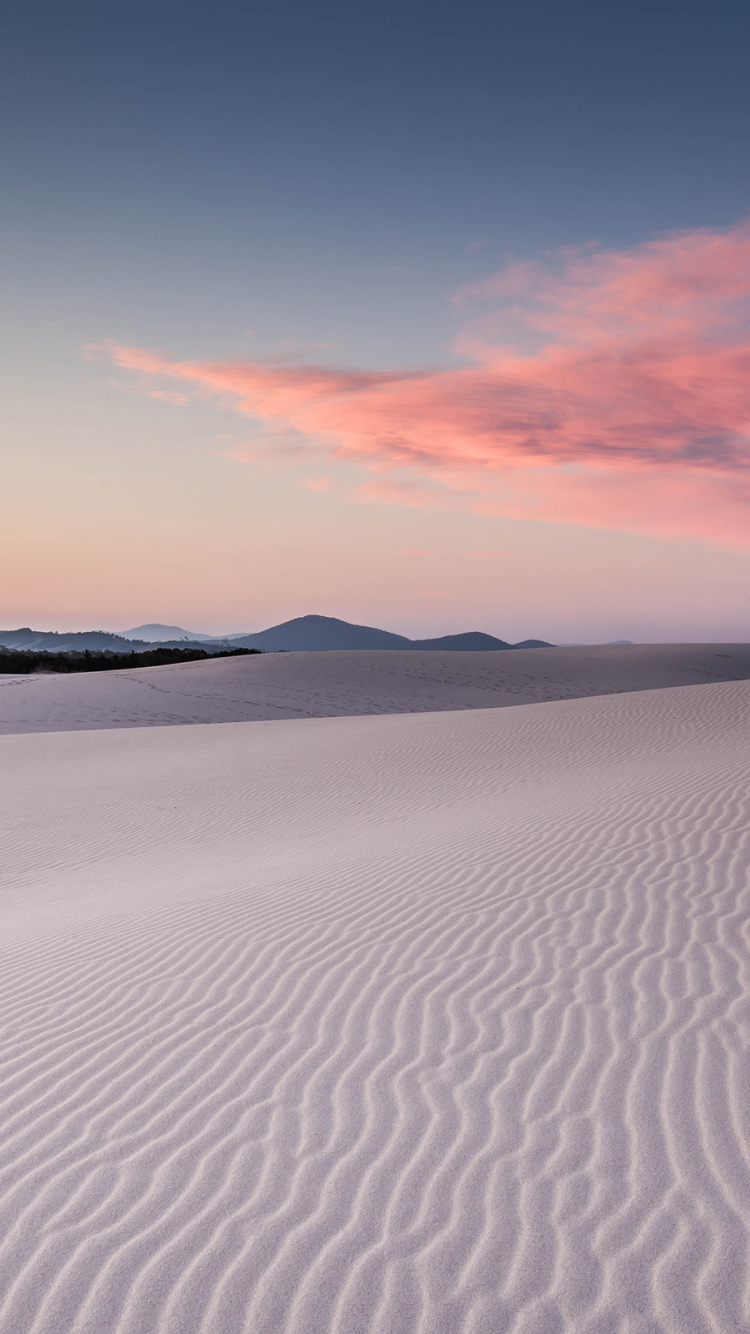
[2,0,750,642]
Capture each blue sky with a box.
[2,1,750,639]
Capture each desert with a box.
[3,647,750,1332]
[9,0,750,1327]
[3,641,750,734]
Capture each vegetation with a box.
[0,646,259,674]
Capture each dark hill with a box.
[228,615,552,652]
[0,628,148,653]
[229,615,411,652]
[1,616,553,656]
[0,628,229,654]
[410,632,513,651]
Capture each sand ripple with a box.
[1,682,750,1331]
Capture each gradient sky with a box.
[3,0,750,642]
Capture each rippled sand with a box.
[2,679,750,1332]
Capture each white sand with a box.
[2,641,750,734]
[3,678,750,1332]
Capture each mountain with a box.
[226,615,553,652]
[123,623,250,642]
[228,616,411,652]
[0,628,226,654]
[409,632,513,651]
[122,623,219,643]
[0,615,553,656]
[0,628,148,653]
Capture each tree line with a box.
[0,646,260,674]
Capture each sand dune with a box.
[3,680,750,1331]
[2,641,750,734]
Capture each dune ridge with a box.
[2,681,750,1331]
[2,641,750,735]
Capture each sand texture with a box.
[3,679,750,1331]
[2,641,750,734]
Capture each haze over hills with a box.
[0,628,220,654]
[1,615,554,655]
[0,628,155,654]
[123,623,226,643]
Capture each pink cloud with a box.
[96,221,750,547]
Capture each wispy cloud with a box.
[93,221,750,547]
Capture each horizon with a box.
[6,611,749,649]
[3,1,750,640]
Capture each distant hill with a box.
[226,616,553,652]
[122,623,248,643]
[123,623,220,643]
[227,616,410,652]
[409,632,512,651]
[0,628,225,654]
[0,615,553,656]
[0,628,149,653]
